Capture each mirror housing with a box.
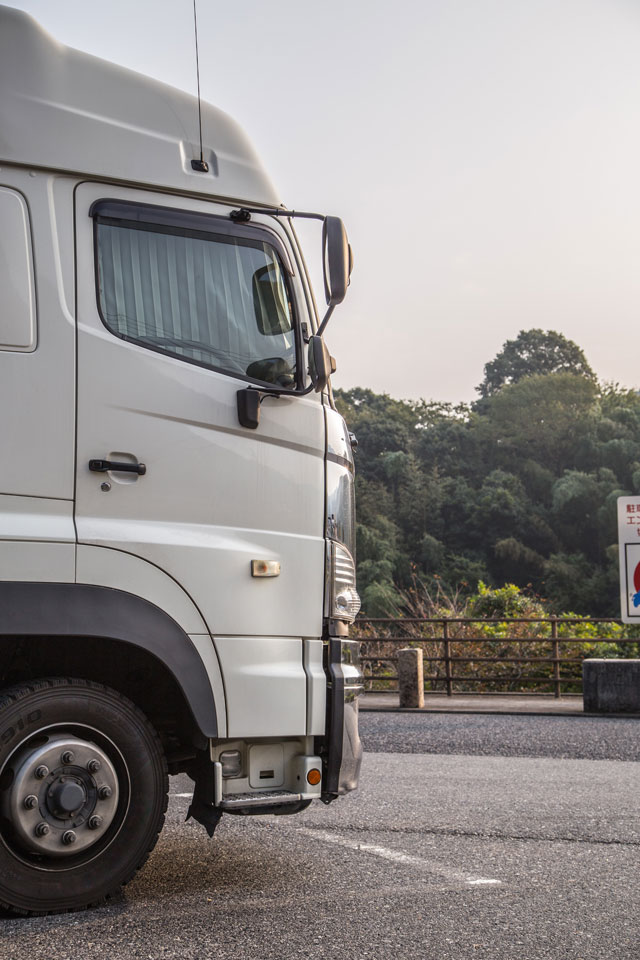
[322,217,350,307]
[237,388,261,429]
[308,336,336,393]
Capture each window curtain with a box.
[97,223,295,377]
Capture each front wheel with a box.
[0,677,168,915]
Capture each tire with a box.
[0,677,168,915]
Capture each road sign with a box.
[617,496,640,622]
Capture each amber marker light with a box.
[251,559,281,578]
[307,768,322,786]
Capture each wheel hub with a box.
[4,735,119,857]
[47,778,87,818]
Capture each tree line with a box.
[335,329,639,617]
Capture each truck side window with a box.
[0,188,36,352]
[94,207,296,388]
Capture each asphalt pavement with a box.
[2,711,640,960]
[361,710,640,761]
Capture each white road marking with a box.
[171,793,193,798]
[297,828,501,887]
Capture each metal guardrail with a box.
[351,617,639,698]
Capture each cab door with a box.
[74,182,325,736]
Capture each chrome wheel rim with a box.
[0,724,130,870]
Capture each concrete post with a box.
[397,647,424,708]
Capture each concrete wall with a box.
[583,659,640,713]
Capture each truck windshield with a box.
[95,217,297,388]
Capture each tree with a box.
[477,329,596,399]
[334,335,639,615]
[479,372,598,474]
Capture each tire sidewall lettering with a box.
[0,709,42,747]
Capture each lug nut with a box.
[35,822,50,837]
[61,830,76,845]
[34,765,49,780]
[23,794,38,810]
[61,750,75,765]
[87,759,101,774]
[88,815,103,830]
[98,785,112,800]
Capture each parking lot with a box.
[2,711,640,960]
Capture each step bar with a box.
[212,762,305,810]
[219,790,304,811]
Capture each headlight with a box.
[326,462,356,557]
[327,541,361,622]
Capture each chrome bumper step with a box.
[219,790,303,811]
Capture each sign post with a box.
[617,496,640,622]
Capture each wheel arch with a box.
[0,582,219,747]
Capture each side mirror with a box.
[322,217,350,307]
[308,335,336,393]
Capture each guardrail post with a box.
[443,620,452,697]
[397,647,424,708]
[552,617,560,699]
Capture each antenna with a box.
[191,0,208,173]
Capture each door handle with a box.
[89,459,147,476]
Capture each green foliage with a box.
[359,580,403,618]
[477,329,596,399]
[336,330,638,617]
[467,581,545,619]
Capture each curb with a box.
[359,702,640,719]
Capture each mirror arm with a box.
[229,208,347,340]
[316,304,336,339]
[230,206,326,223]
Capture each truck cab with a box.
[0,6,362,915]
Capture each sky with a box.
[6,0,640,402]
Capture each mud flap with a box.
[186,755,223,838]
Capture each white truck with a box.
[0,6,362,914]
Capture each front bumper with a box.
[321,636,364,801]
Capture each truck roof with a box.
[0,5,280,206]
